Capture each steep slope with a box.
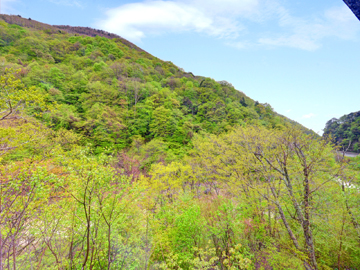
[323,110,360,152]
[0,14,144,52]
[4,17,360,268]
[0,15,312,162]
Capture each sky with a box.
[2,0,360,133]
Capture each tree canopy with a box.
[1,16,359,270]
[323,110,360,153]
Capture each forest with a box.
[323,111,360,153]
[1,15,360,270]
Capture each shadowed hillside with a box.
[324,110,360,152]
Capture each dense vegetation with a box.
[0,15,310,161]
[323,111,360,153]
[1,16,360,270]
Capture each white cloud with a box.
[95,0,256,42]
[95,0,360,50]
[302,113,315,119]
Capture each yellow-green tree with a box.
[0,68,52,160]
[0,68,47,121]
[190,126,349,269]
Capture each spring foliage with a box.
[0,17,311,162]
[1,16,360,270]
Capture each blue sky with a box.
[2,0,360,133]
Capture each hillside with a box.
[1,15,360,270]
[0,15,311,161]
[323,110,360,152]
[0,14,144,52]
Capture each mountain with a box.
[2,15,360,270]
[0,15,312,161]
[323,110,360,152]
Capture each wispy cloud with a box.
[259,5,360,51]
[226,41,252,50]
[302,113,315,119]
[48,0,84,8]
[2,0,18,13]
[95,0,360,50]
[186,0,260,18]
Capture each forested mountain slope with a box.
[0,15,311,160]
[0,14,144,51]
[323,110,360,152]
[2,15,360,270]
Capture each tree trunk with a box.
[270,188,301,251]
[107,225,111,270]
[0,220,3,270]
[303,175,318,270]
[81,204,91,270]
[12,234,16,270]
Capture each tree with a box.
[191,126,343,269]
[0,162,56,270]
[0,68,47,121]
[0,69,53,159]
[150,106,177,138]
[54,151,145,270]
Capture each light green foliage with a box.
[15,36,50,59]
[2,17,359,270]
[150,106,177,138]
[0,68,48,120]
[0,19,310,163]
[51,150,145,269]
[171,203,202,257]
[222,244,253,270]
[1,139,147,269]
[0,162,58,268]
[48,67,65,88]
[0,69,55,161]
[188,126,360,269]
[94,61,107,71]
[158,246,220,270]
